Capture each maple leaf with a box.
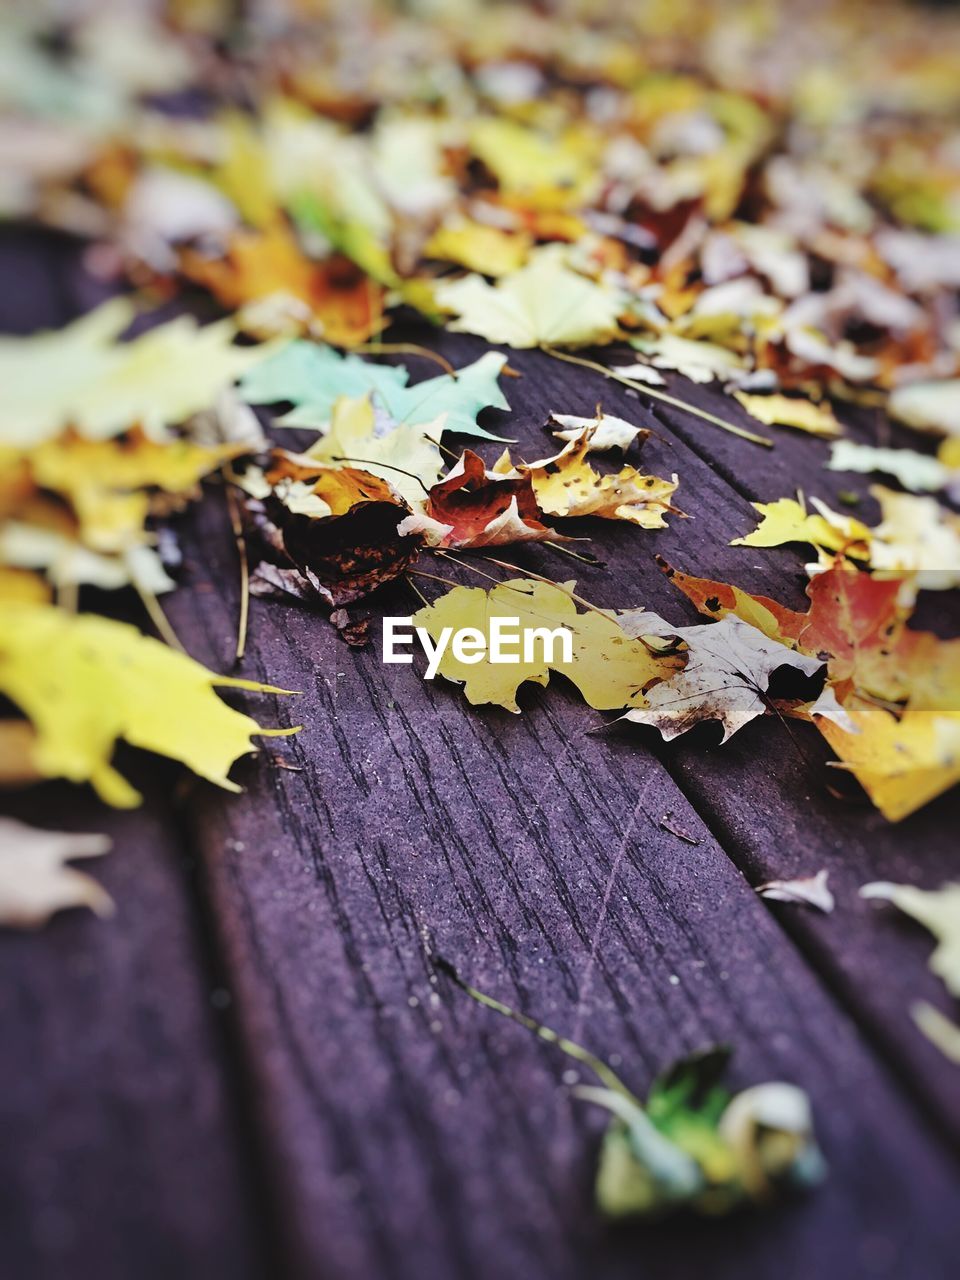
[630,334,747,384]
[731,496,871,558]
[397,449,559,549]
[0,602,295,807]
[868,486,960,589]
[861,880,960,996]
[819,699,960,822]
[434,246,623,349]
[0,817,113,929]
[0,300,272,446]
[180,222,385,345]
[494,432,680,527]
[618,612,823,742]
[25,428,247,553]
[240,344,511,441]
[424,219,532,276]
[733,392,842,439]
[296,394,444,507]
[410,578,683,713]
[468,118,599,211]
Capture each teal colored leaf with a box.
[238,344,513,441]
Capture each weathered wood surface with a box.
[2,233,959,1280]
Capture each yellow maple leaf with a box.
[469,119,600,211]
[732,497,871,557]
[733,392,842,439]
[818,697,960,821]
[424,219,532,276]
[0,300,271,446]
[494,432,680,528]
[303,394,443,507]
[0,602,296,808]
[410,578,682,713]
[434,246,623,349]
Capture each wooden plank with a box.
[0,777,272,1280]
[161,338,959,1277]
[0,234,276,1280]
[393,329,960,1136]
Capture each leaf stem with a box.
[437,958,637,1102]
[540,346,773,448]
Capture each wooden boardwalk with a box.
[2,229,958,1280]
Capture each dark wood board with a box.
[2,232,959,1280]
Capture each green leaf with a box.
[240,343,512,441]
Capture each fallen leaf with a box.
[434,246,623,349]
[822,701,960,821]
[827,441,952,493]
[889,379,960,438]
[911,1002,960,1064]
[494,432,680,528]
[444,963,824,1219]
[398,449,558,549]
[549,410,650,453]
[618,613,823,742]
[734,392,841,438]
[242,344,512,441]
[630,334,747,384]
[0,817,113,929]
[732,496,871,558]
[0,299,271,446]
[0,602,295,807]
[297,394,443,507]
[868,486,960,589]
[861,880,960,995]
[410,578,682,713]
[181,222,385,345]
[424,219,531,276]
[756,870,835,913]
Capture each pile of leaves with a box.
[1,0,960,1217]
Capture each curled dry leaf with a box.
[756,870,835,913]
[494,431,680,528]
[549,410,650,453]
[0,817,113,929]
[861,881,960,996]
[398,449,559,549]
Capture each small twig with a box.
[353,342,456,376]
[405,572,430,606]
[224,479,250,662]
[541,346,773,448]
[133,579,186,653]
[544,540,599,564]
[331,456,432,494]
[437,958,637,1103]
